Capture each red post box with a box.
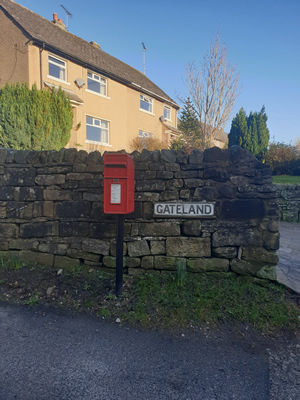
[104,154,135,214]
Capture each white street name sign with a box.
[154,203,214,218]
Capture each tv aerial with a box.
[60,4,72,31]
[142,42,146,75]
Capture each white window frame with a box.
[86,71,108,98]
[47,54,69,84]
[164,105,172,121]
[85,115,111,146]
[140,94,154,114]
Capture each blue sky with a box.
[15,0,300,144]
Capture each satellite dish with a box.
[75,78,85,88]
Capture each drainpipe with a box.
[39,43,45,89]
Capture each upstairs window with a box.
[164,105,171,121]
[48,55,66,81]
[87,72,107,96]
[86,116,109,145]
[140,94,153,113]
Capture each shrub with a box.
[0,83,73,150]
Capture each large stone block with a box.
[230,258,262,276]
[124,257,141,268]
[0,187,14,201]
[20,222,58,238]
[221,199,265,221]
[203,168,229,182]
[90,223,116,238]
[193,186,218,201]
[166,237,211,257]
[212,228,263,247]
[150,240,166,255]
[154,256,178,270]
[189,149,204,164]
[187,258,229,272]
[0,223,17,238]
[141,256,154,269]
[60,222,89,237]
[182,220,202,236]
[161,149,176,163]
[6,202,33,219]
[9,239,39,251]
[5,168,36,186]
[256,265,277,281]
[263,231,280,250]
[136,180,165,191]
[82,239,110,255]
[39,243,68,255]
[66,249,100,262]
[242,246,279,264]
[19,250,54,266]
[212,246,238,258]
[35,174,65,186]
[55,201,91,218]
[127,240,150,257]
[15,187,43,201]
[44,190,71,201]
[139,222,180,237]
[54,255,80,269]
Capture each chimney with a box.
[90,41,101,50]
[51,13,66,30]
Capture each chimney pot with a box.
[53,13,58,21]
[58,18,63,23]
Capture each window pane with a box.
[87,78,100,93]
[87,72,92,78]
[164,107,171,120]
[49,63,65,80]
[49,56,65,66]
[86,116,93,125]
[86,125,100,141]
[101,128,108,144]
[140,98,152,112]
[99,83,106,96]
[94,119,100,126]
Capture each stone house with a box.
[0,0,180,153]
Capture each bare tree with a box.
[185,33,240,149]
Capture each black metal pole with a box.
[115,214,124,297]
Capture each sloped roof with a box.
[0,0,179,108]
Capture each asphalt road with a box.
[0,303,298,400]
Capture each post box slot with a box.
[105,164,126,168]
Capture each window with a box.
[140,95,153,113]
[139,130,153,148]
[87,72,107,96]
[164,105,171,121]
[48,55,66,81]
[86,116,109,144]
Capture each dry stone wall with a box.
[275,184,300,223]
[0,146,280,281]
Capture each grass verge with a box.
[0,262,299,335]
[273,175,300,184]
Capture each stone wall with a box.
[0,146,280,281]
[275,184,300,223]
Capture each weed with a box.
[177,258,187,287]
[97,307,111,318]
[106,293,117,301]
[83,283,91,291]
[0,279,5,285]
[24,292,40,306]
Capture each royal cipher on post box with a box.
[104,154,135,214]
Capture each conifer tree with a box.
[228,106,270,159]
[0,83,73,150]
[228,108,248,147]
